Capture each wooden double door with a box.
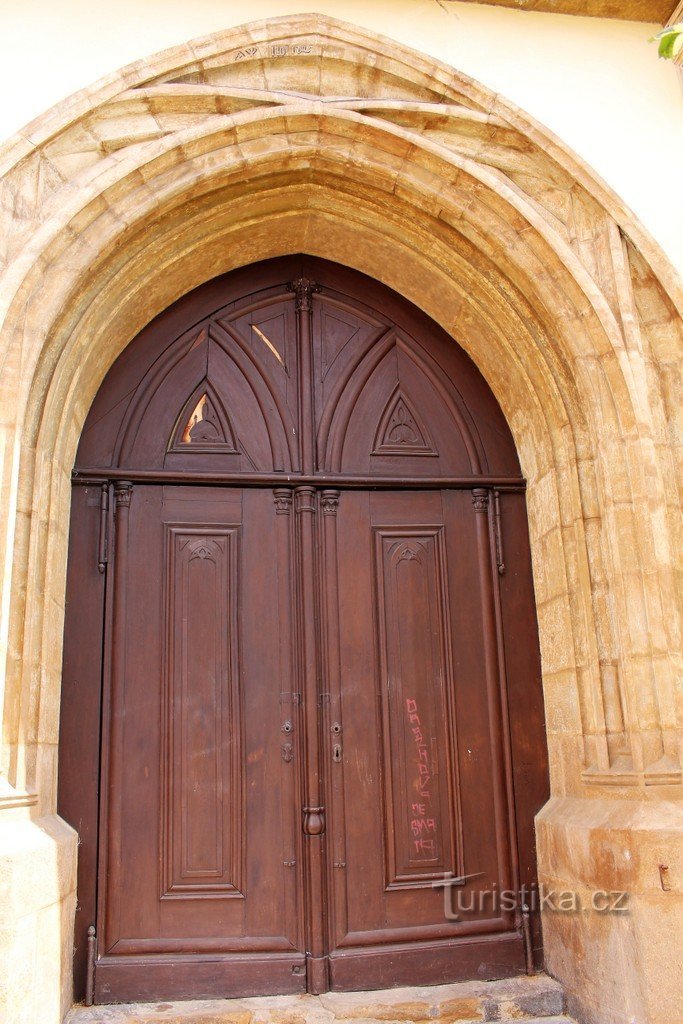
[60,258,548,1003]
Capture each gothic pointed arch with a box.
[61,255,547,1003]
[318,316,496,476]
[0,15,679,1024]
[77,270,306,474]
[77,259,520,481]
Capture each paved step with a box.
[523,1020,575,1024]
[66,974,577,1024]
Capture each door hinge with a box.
[97,483,109,573]
[520,902,534,975]
[493,489,505,575]
[85,924,97,1006]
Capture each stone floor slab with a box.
[65,975,575,1024]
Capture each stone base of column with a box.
[536,796,683,1024]
[0,813,77,1024]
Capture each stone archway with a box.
[0,15,680,1024]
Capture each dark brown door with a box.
[95,486,305,1001]
[324,489,519,989]
[59,257,549,1003]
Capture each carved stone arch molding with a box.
[0,14,681,1024]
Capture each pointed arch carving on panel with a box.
[209,319,298,472]
[317,326,397,470]
[373,385,438,457]
[394,337,486,473]
[169,381,239,453]
[216,291,297,377]
[248,311,288,371]
[320,328,486,474]
[108,311,301,472]
[115,325,209,466]
[320,307,361,379]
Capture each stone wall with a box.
[2,1,683,276]
[0,16,680,1024]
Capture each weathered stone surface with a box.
[0,814,78,1024]
[64,977,573,1024]
[67,1008,253,1024]
[498,990,565,1019]
[442,0,675,23]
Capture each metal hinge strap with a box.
[97,484,109,573]
[85,924,97,1005]
[493,489,505,575]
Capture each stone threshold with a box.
[66,974,575,1023]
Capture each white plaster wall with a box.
[1,0,682,275]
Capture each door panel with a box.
[324,490,522,988]
[163,524,241,898]
[373,524,460,888]
[96,486,305,1002]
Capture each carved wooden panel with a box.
[222,296,296,380]
[312,292,390,470]
[374,528,462,888]
[373,387,438,457]
[162,527,243,898]
[320,339,483,476]
[319,303,371,380]
[217,293,300,465]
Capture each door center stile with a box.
[289,483,340,995]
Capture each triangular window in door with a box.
[169,385,239,454]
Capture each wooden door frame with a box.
[59,257,550,1001]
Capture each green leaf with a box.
[652,24,683,61]
[659,34,676,58]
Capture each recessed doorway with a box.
[59,257,548,1003]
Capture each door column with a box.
[294,485,329,993]
[101,480,132,958]
[289,275,320,475]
